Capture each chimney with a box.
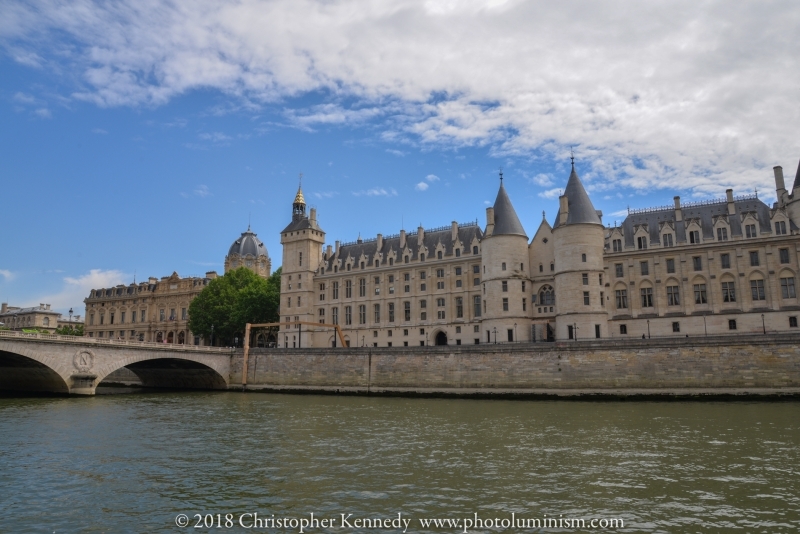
[149,277,158,284]
[674,196,683,222]
[46,304,51,310]
[205,271,218,279]
[326,244,332,258]
[310,208,317,224]
[451,221,458,242]
[558,195,569,225]
[774,166,786,191]
[1,303,7,314]
[417,225,424,246]
[485,207,495,236]
[377,233,383,251]
[399,230,406,249]
[335,240,340,255]
[726,189,736,215]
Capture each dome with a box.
[228,228,268,258]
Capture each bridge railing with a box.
[0,329,232,352]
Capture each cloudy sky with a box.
[1,0,798,314]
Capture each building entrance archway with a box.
[435,331,447,346]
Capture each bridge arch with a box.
[96,354,229,391]
[0,347,70,394]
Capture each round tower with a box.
[552,162,608,340]
[480,174,532,343]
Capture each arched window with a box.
[473,246,478,254]
[437,251,443,260]
[539,285,555,306]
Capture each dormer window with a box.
[745,224,757,238]
[689,230,700,244]
[637,236,647,250]
[663,234,674,247]
[716,228,728,241]
[776,221,787,235]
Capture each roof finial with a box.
[542,210,546,221]
[299,172,303,189]
[570,147,575,169]
[248,212,251,231]
[499,167,503,182]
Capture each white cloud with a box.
[313,191,339,199]
[530,173,554,187]
[34,108,51,118]
[3,0,800,196]
[194,185,211,197]
[33,269,126,312]
[609,209,631,218]
[13,92,36,104]
[415,182,429,191]
[198,131,232,144]
[0,269,15,281]
[386,149,406,157]
[538,188,562,199]
[92,128,108,134]
[425,174,439,182]
[353,187,398,197]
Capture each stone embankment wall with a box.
[231,334,800,396]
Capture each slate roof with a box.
[321,224,483,270]
[554,166,602,227]
[227,228,269,258]
[492,182,527,237]
[793,159,800,191]
[619,195,775,247]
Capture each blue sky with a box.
[1,0,799,314]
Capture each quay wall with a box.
[231,334,800,396]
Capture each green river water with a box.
[1,392,798,533]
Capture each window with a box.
[455,267,462,276]
[345,280,352,298]
[437,251,443,260]
[502,281,508,292]
[745,224,757,238]
[522,281,526,292]
[420,299,427,308]
[299,252,303,266]
[615,264,624,277]
[721,253,731,269]
[612,239,622,252]
[404,273,410,281]
[110,313,115,324]
[776,221,787,235]
[689,230,700,244]
[749,251,760,267]
[473,296,481,317]
[436,298,445,307]
[332,307,339,325]
[550,262,555,272]
[436,269,444,278]
[751,279,766,301]
[421,311,427,320]
[319,308,326,323]
[502,298,509,311]
[539,286,555,306]
[333,281,339,299]
[473,246,479,254]
[131,311,136,323]
[474,278,480,286]
[360,262,365,269]
[345,306,352,325]
[694,284,707,304]
[640,287,653,307]
[455,249,461,257]
[693,256,702,271]
[404,285,410,293]
[159,309,164,321]
[672,322,680,333]
[539,264,544,272]
[359,305,366,324]
[582,273,589,285]
[456,297,463,318]
[388,303,395,322]
[437,281,444,289]
[522,298,527,311]
[729,319,737,330]
[359,278,366,297]
[722,282,736,302]
[420,254,425,262]
[437,310,445,319]
[582,253,587,262]
[421,283,426,291]
[583,291,590,305]
[781,277,796,298]
[404,256,409,264]
[780,248,790,264]
[404,302,411,321]
[620,324,627,335]
[666,259,675,274]
[389,258,394,266]
[667,285,680,306]
[456,280,462,288]
[717,227,728,241]
[790,317,798,328]
[615,289,628,309]
[640,262,649,276]
[420,271,426,280]
[637,236,647,250]
[374,304,380,322]
[663,234,674,247]
[502,262,506,271]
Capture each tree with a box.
[55,323,84,336]
[188,267,281,346]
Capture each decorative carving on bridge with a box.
[73,349,95,372]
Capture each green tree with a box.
[188,267,281,346]
[55,323,85,336]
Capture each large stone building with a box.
[83,228,272,344]
[0,303,76,333]
[277,159,800,347]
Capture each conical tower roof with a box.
[492,180,527,237]
[793,159,800,191]
[555,165,602,226]
[294,185,305,205]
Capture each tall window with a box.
[374,304,380,323]
[345,306,352,325]
[721,253,731,269]
[359,278,366,297]
[582,273,589,285]
[663,234,674,247]
[539,286,555,306]
[689,230,700,244]
[581,254,587,262]
[745,224,757,238]
[615,289,628,309]
[722,282,736,302]
[781,277,796,299]
[473,296,481,317]
[473,246,478,254]
[359,305,366,324]
[640,287,653,308]
[404,302,411,321]
[667,286,680,306]
[345,280,352,298]
[583,291,590,305]
[332,281,339,299]
[717,227,728,241]
[637,236,647,250]
[694,284,707,304]
[502,298,509,311]
[780,248,790,264]
[666,259,675,273]
[455,297,463,318]
[615,264,624,277]
[332,307,339,324]
[693,256,702,271]
[299,252,303,266]
[640,262,649,276]
[776,221,787,235]
[501,262,506,270]
[749,251,760,267]
[388,303,395,322]
[436,269,444,278]
[613,239,622,252]
[502,281,508,292]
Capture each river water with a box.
[1,392,799,533]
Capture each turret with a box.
[552,161,607,340]
[781,159,800,228]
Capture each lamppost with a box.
[211,324,215,347]
[647,319,651,339]
[573,322,577,341]
[361,335,365,347]
[762,313,766,334]
[68,308,73,324]
[703,316,707,337]
[492,327,497,344]
[514,322,517,343]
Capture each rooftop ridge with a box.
[338,221,479,247]
[627,193,760,215]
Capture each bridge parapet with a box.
[0,330,231,352]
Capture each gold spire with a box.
[294,185,305,205]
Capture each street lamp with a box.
[573,322,577,341]
[703,316,707,337]
[761,313,766,334]
[211,324,215,347]
[492,327,497,344]
[514,322,517,343]
[69,308,73,323]
[647,320,651,339]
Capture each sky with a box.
[1,0,799,316]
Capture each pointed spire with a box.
[555,164,602,227]
[491,178,527,237]
[793,158,800,191]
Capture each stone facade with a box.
[279,159,800,346]
[0,303,69,333]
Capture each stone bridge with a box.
[0,331,234,395]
